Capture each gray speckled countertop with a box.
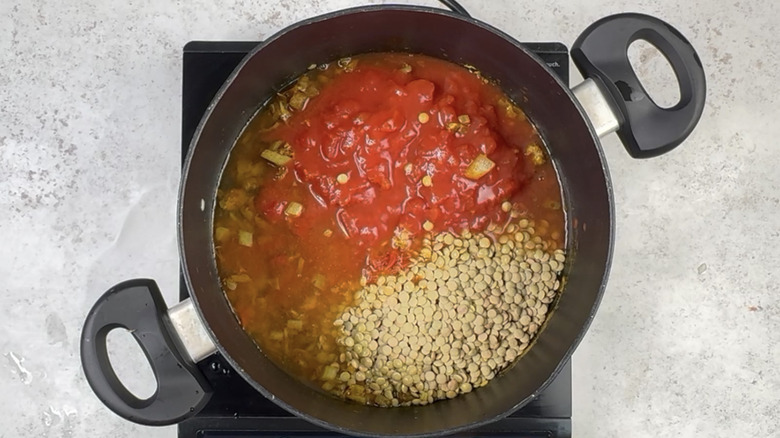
[2,0,778,436]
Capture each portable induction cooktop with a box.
[179,41,572,438]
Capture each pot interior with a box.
[180,6,612,436]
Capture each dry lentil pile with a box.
[319,218,565,406]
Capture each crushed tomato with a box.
[256,53,538,277]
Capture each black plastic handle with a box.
[80,279,211,425]
[571,13,706,158]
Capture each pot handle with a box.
[571,13,706,158]
[80,279,212,425]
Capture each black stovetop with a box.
[178,41,572,438]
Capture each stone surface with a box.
[1,0,778,437]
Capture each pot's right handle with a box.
[80,279,212,425]
[571,13,706,158]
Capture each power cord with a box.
[438,0,471,17]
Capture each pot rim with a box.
[177,5,614,437]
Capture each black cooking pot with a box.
[80,4,705,436]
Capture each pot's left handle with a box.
[80,279,213,426]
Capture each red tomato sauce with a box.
[256,53,539,278]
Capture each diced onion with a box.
[464,154,495,180]
[285,202,304,217]
[238,230,253,247]
[260,149,292,166]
